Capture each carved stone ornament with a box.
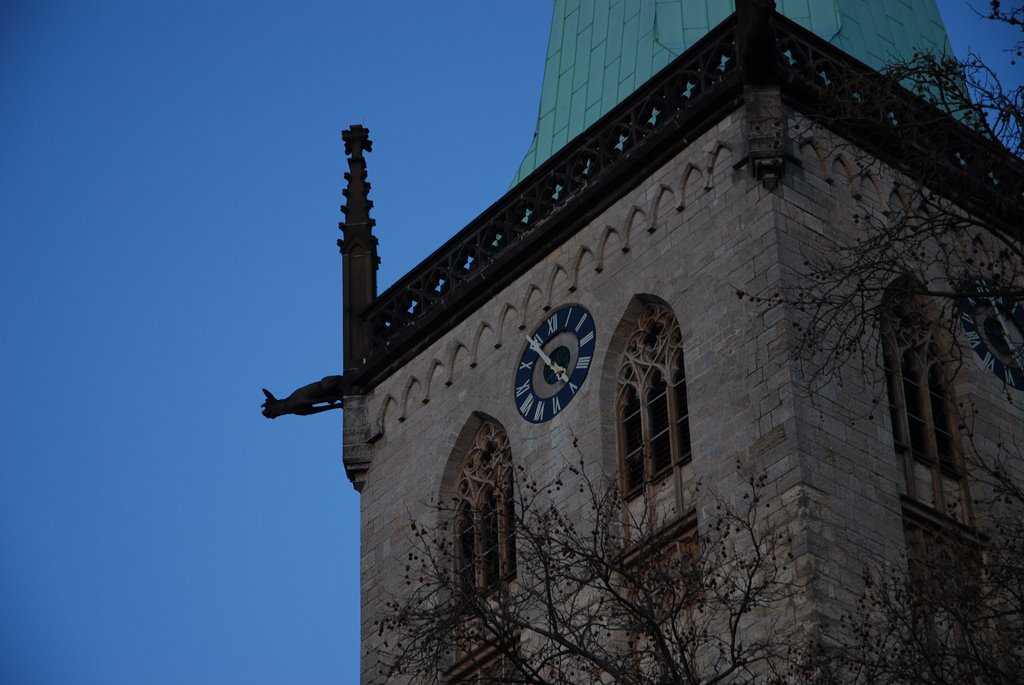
[618,303,684,393]
[261,375,344,419]
[456,422,512,507]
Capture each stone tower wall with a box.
[349,104,1024,681]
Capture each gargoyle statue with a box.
[261,375,344,419]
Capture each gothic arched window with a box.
[616,302,692,501]
[882,292,968,523]
[454,421,516,592]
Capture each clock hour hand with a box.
[525,334,569,383]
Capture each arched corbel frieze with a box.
[447,341,470,387]
[798,135,831,184]
[597,225,623,273]
[858,171,885,211]
[423,359,446,404]
[399,376,423,422]
[648,183,678,234]
[621,205,647,252]
[831,154,857,198]
[570,246,596,292]
[545,264,571,310]
[471,322,497,367]
[519,284,545,330]
[496,303,519,349]
[884,183,911,220]
[678,163,704,212]
[375,394,398,437]
[705,140,732,190]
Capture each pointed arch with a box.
[471,322,497,367]
[705,140,732,190]
[887,186,910,214]
[881,279,969,523]
[603,295,694,524]
[496,303,519,348]
[597,225,623,273]
[447,341,471,387]
[648,183,678,234]
[376,393,398,436]
[798,135,830,183]
[519,284,545,330]
[570,246,596,292]
[423,359,446,404]
[885,184,912,220]
[545,264,571,310]
[620,205,647,252]
[679,162,704,211]
[400,376,423,422]
[831,154,858,197]
[859,169,884,208]
[440,414,516,592]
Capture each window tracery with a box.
[616,302,692,503]
[882,292,970,524]
[454,421,516,592]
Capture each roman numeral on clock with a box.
[574,312,588,332]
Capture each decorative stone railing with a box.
[351,11,1023,391]
[355,16,741,389]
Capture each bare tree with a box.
[738,3,1024,386]
[796,444,1024,685]
[372,460,795,685]
[987,0,1024,55]
[372,7,1024,684]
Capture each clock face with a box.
[514,304,596,423]
[958,277,1024,390]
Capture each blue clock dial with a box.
[958,277,1024,390]
[514,304,596,423]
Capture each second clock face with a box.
[958,277,1024,390]
[514,304,596,423]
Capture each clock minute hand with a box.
[525,334,569,383]
[992,305,1024,367]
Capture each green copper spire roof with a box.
[513,0,954,184]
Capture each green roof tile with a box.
[655,2,685,50]
[512,0,954,185]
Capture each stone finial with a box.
[340,125,375,235]
[339,125,380,379]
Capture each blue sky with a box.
[0,2,1017,684]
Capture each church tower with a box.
[336,2,1024,682]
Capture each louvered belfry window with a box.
[882,291,968,522]
[454,421,516,592]
[617,303,692,499]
